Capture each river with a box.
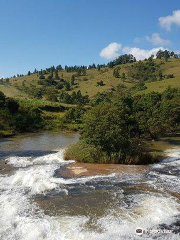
[0,132,180,240]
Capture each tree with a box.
[96,80,105,86]
[50,67,54,78]
[113,68,120,78]
[56,65,63,71]
[107,61,114,68]
[6,98,20,114]
[158,70,163,80]
[0,91,6,107]
[64,81,71,91]
[60,92,72,104]
[81,102,140,162]
[54,70,60,80]
[121,72,126,81]
[108,54,136,68]
[156,50,172,60]
[71,75,75,85]
[39,75,45,80]
[82,68,86,76]
[45,87,58,102]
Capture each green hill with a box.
[1,56,180,138]
[1,58,180,100]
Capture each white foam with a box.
[7,149,75,168]
[7,156,33,167]
[1,148,180,239]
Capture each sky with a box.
[0,0,180,77]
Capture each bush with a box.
[39,75,45,79]
[132,83,147,91]
[0,130,14,138]
[0,91,5,107]
[62,107,86,123]
[64,141,106,163]
[6,98,20,114]
[96,80,105,86]
[166,74,174,79]
[64,140,155,164]
[11,108,44,132]
[80,101,158,164]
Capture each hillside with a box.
[1,56,180,138]
[1,58,180,100]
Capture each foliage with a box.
[62,107,86,123]
[90,92,112,106]
[64,141,106,163]
[131,83,147,91]
[69,87,180,163]
[10,107,44,132]
[0,130,14,138]
[108,54,136,68]
[45,87,58,102]
[156,50,179,60]
[96,80,105,86]
[0,92,47,136]
[39,75,45,79]
[60,90,89,105]
[0,91,6,107]
[127,58,159,82]
[6,98,20,114]
[113,68,120,78]
[80,102,144,163]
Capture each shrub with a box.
[0,91,5,107]
[96,80,105,86]
[0,130,14,138]
[64,141,106,163]
[39,75,45,79]
[132,83,147,91]
[6,98,20,114]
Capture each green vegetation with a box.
[0,93,87,135]
[64,141,105,163]
[0,130,14,138]
[1,50,180,165]
[0,57,180,100]
[0,94,44,134]
[66,86,180,164]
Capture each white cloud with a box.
[122,47,166,60]
[159,10,180,30]
[146,33,171,46]
[100,42,121,59]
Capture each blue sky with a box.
[0,0,180,77]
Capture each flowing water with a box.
[0,132,180,240]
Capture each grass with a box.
[0,130,14,138]
[1,58,180,99]
[64,141,106,163]
[13,98,81,132]
[64,141,158,164]
[135,59,180,95]
[16,98,77,110]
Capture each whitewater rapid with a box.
[0,147,180,239]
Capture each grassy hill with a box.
[1,58,180,99]
[1,57,180,138]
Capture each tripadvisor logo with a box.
[135,227,143,235]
